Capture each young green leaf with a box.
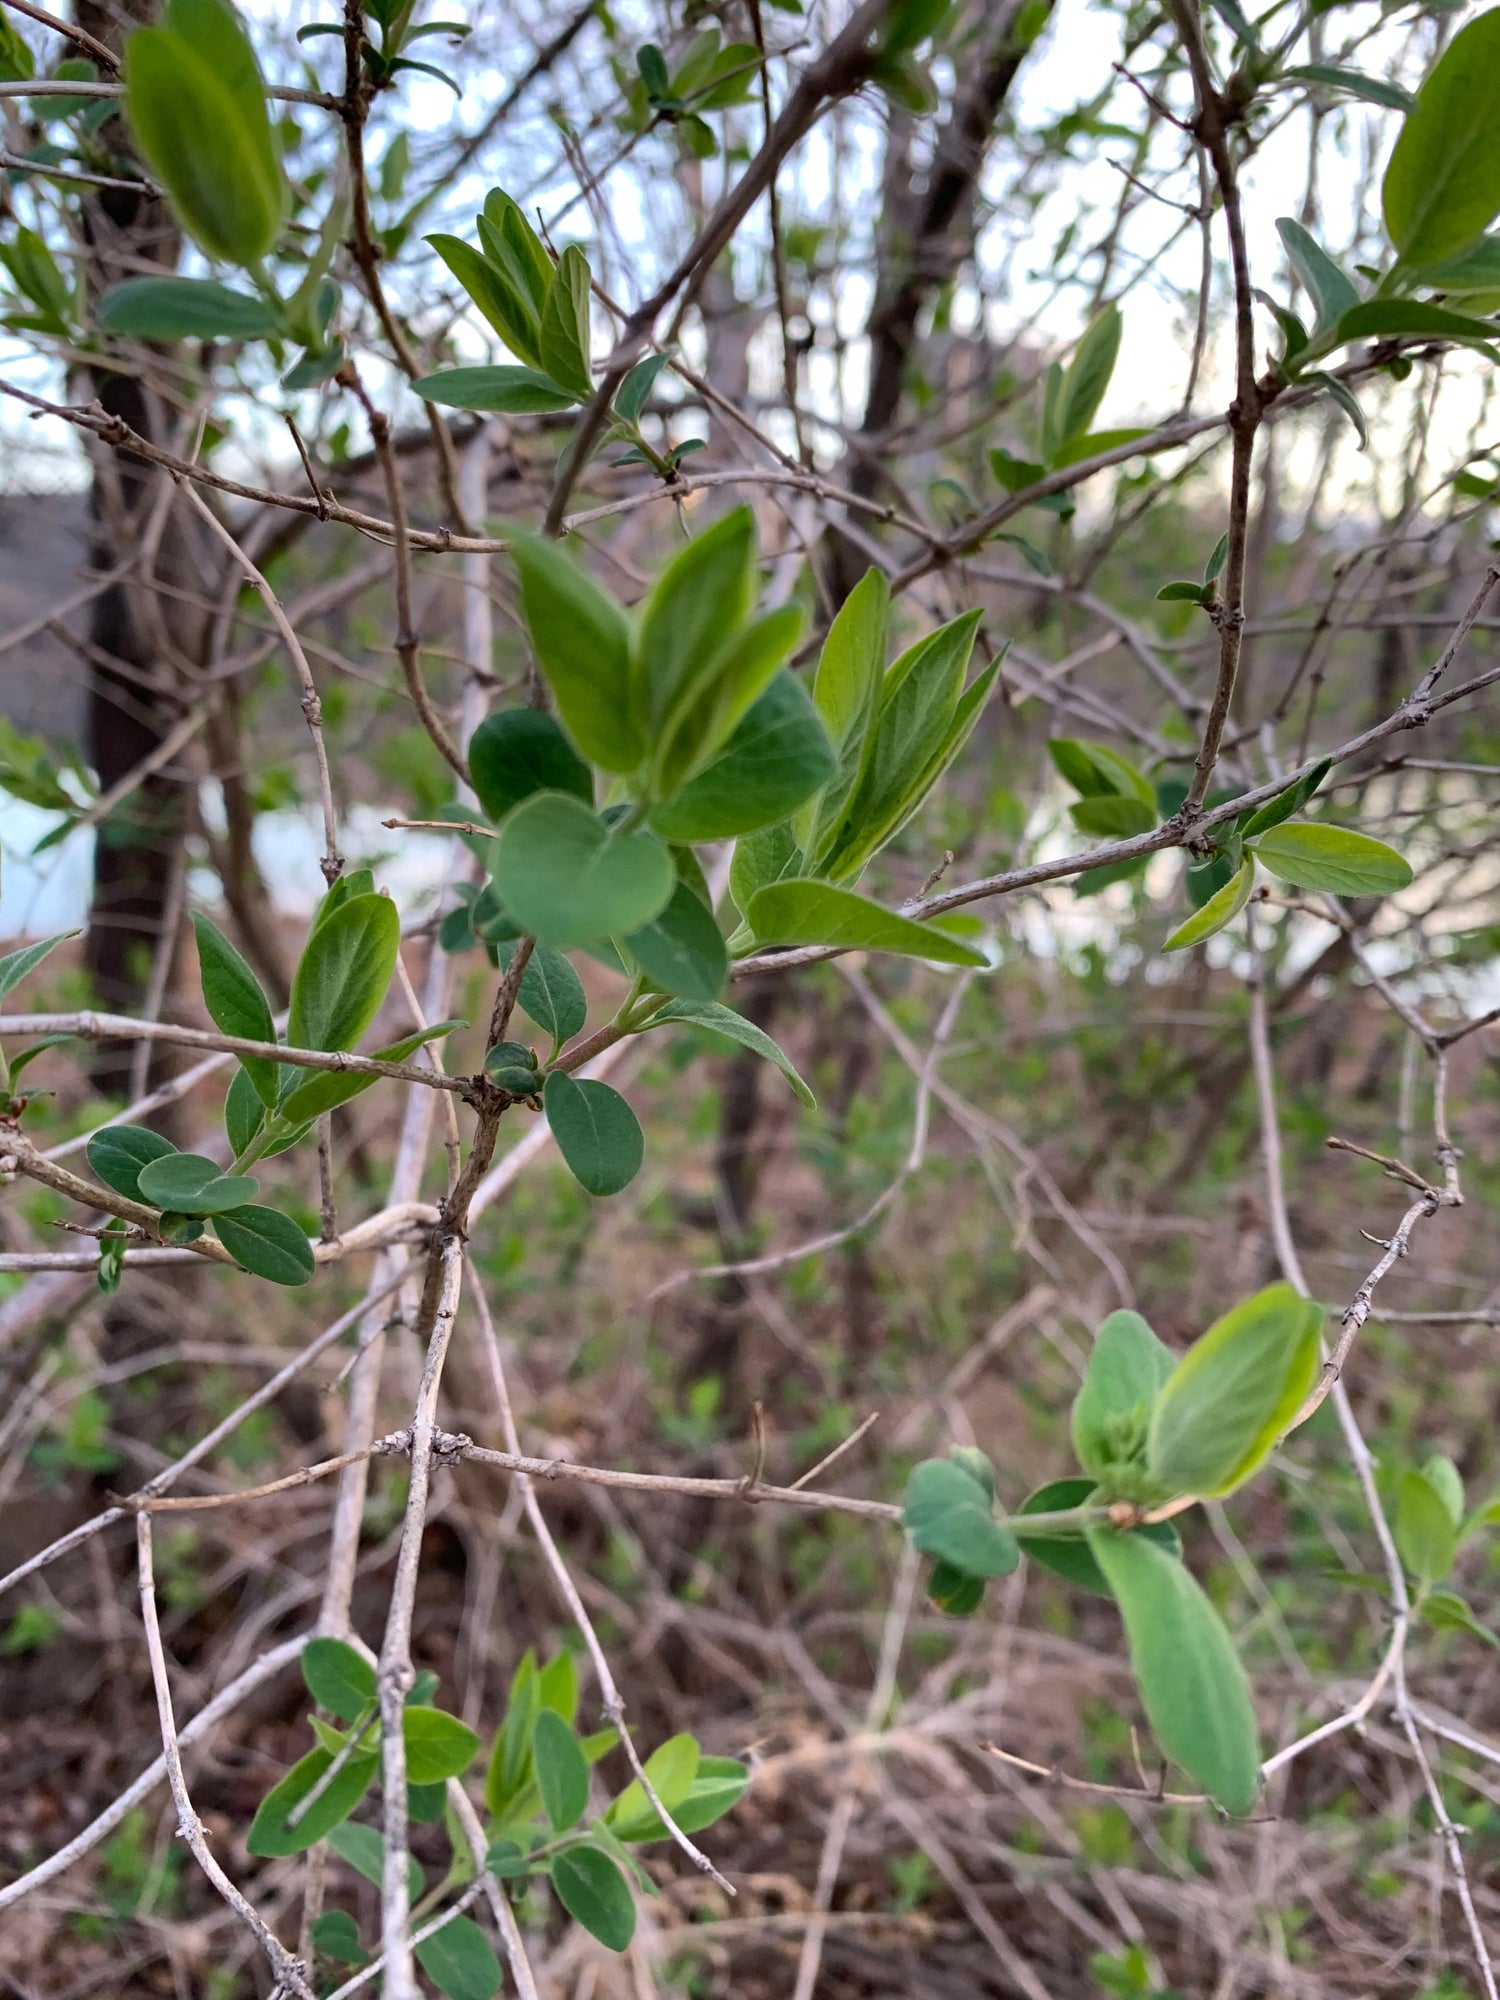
[191,914,278,1107]
[615,351,670,422]
[651,604,804,802]
[0,931,76,1005]
[277,1019,463,1125]
[795,565,888,854]
[470,708,592,824]
[1397,1468,1458,1586]
[903,1457,1020,1578]
[1057,304,1122,445]
[551,1845,636,1951]
[246,1744,378,1855]
[413,365,577,412]
[1086,1527,1260,1813]
[135,1152,258,1216]
[604,1731,700,1839]
[1381,10,1500,269]
[403,1706,480,1784]
[414,1914,503,2000]
[486,1648,539,1817]
[1330,299,1500,353]
[1423,1453,1465,1527]
[1285,63,1416,114]
[301,1637,376,1722]
[1146,1284,1323,1500]
[1275,217,1359,334]
[213,1204,316,1286]
[97,276,279,341]
[124,0,286,267]
[327,1820,422,1901]
[623,882,727,1001]
[493,794,675,947]
[533,1709,590,1831]
[927,1562,986,1615]
[1071,1310,1177,1489]
[289,893,400,1054]
[87,1125,177,1203]
[544,1070,644,1196]
[644,998,815,1106]
[636,506,757,732]
[1238,759,1332,839]
[648,673,836,842]
[1249,822,1413,896]
[1048,738,1155,807]
[496,940,587,1046]
[1421,1590,1500,1647]
[509,537,640,772]
[310,1910,363,1964]
[745,880,987,968]
[728,822,803,917]
[427,229,544,364]
[1069,795,1155,838]
[1162,859,1255,953]
[538,244,594,398]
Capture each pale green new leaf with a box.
[645,997,815,1106]
[1249,821,1412,896]
[288,892,400,1055]
[1146,1283,1323,1500]
[1382,10,1500,268]
[1071,1310,1177,1488]
[746,880,987,967]
[1163,859,1255,952]
[493,794,674,947]
[1058,304,1121,444]
[538,243,593,398]
[1275,217,1359,334]
[510,536,640,772]
[1397,1468,1458,1585]
[635,507,756,733]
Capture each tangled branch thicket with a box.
[5,0,1500,1994]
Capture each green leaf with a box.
[1048,738,1154,807]
[538,1648,580,1725]
[497,940,587,1046]
[135,1151,257,1215]
[1015,1479,1180,1594]
[624,882,727,1001]
[413,365,577,412]
[327,1820,422,1902]
[605,1754,748,1842]
[301,1637,375,1722]
[544,1071,644,1196]
[1285,63,1416,114]
[648,672,836,842]
[1248,821,1413,896]
[192,913,277,1107]
[470,708,592,824]
[1155,580,1211,604]
[277,1019,463,1124]
[1330,299,1500,353]
[1071,1310,1177,1489]
[533,1709,590,1831]
[0,931,75,1004]
[510,536,639,773]
[1275,217,1359,333]
[1239,759,1332,838]
[403,1706,480,1784]
[1069,795,1155,838]
[1423,1453,1465,1527]
[1162,859,1255,953]
[246,1744,378,1855]
[644,998,815,1107]
[745,880,987,967]
[636,507,757,734]
[310,1909,363,1964]
[538,243,593,398]
[927,1561,986,1614]
[212,1204,316,1286]
[605,1732,699,1839]
[1086,1527,1259,1813]
[87,1124,176,1202]
[1421,1589,1499,1647]
[651,605,804,802]
[427,231,544,368]
[1382,10,1500,269]
[493,794,675,948]
[289,892,400,1054]
[1397,1469,1458,1585]
[903,1458,1020,1578]
[414,1914,502,2000]
[615,351,670,423]
[551,1846,636,1951]
[728,822,802,917]
[97,276,279,340]
[479,189,553,315]
[1147,1284,1324,1500]
[818,611,980,880]
[1417,233,1500,293]
[124,0,286,266]
[486,1649,539,1817]
[796,566,888,856]
[1058,305,1121,444]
